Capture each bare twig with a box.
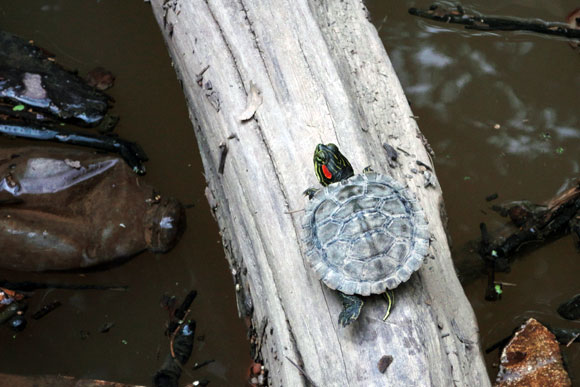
[170,309,191,359]
[493,281,517,287]
[566,332,580,347]
[284,355,318,387]
[284,208,305,214]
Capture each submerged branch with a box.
[0,280,128,291]
[409,4,580,39]
[0,121,148,174]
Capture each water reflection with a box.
[414,46,453,68]
[379,3,579,167]
[368,0,580,381]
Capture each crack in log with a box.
[203,0,246,96]
[322,288,351,385]
[296,37,336,133]
[233,8,348,382]
[205,0,291,221]
[201,7,309,383]
[283,309,311,386]
[238,0,278,95]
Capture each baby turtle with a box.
[303,143,429,326]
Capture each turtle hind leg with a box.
[338,292,364,327]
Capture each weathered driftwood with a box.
[150,1,490,386]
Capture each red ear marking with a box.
[322,164,332,179]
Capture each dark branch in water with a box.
[285,355,318,387]
[409,4,580,39]
[0,280,128,291]
[0,30,111,126]
[0,121,148,174]
[478,182,580,301]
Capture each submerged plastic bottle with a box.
[0,146,185,271]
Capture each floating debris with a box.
[496,318,571,387]
[0,30,110,126]
[32,301,62,320]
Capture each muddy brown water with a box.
[0,1,578,386]
[0,1,249,386]
[368,0,580,383]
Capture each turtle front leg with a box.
[338,292,364,327]
[303,187,318,199]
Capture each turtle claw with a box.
[338,293,364,327]
[338,310,358,327]
[382,289,395,321]
[303,187,318,199]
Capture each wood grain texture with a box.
[150,1,491,386]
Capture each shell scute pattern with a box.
[379,197,409,217]
[335,183,365,202]
[333,196,381,220]
[314,198,337,219]
[341,212,388,238]
[303,172,429,296]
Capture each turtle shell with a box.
[303,172,429,296]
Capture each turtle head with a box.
[313,143,354,186]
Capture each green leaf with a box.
[555,147,564,155]
[12,104,25,112]
[494,284,503,295]
[463,176,471,181]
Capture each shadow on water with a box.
[0,1,249,386]
[368,0,580,382]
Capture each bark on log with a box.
[149,1,491,386]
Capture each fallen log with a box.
[149,1,489,386]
